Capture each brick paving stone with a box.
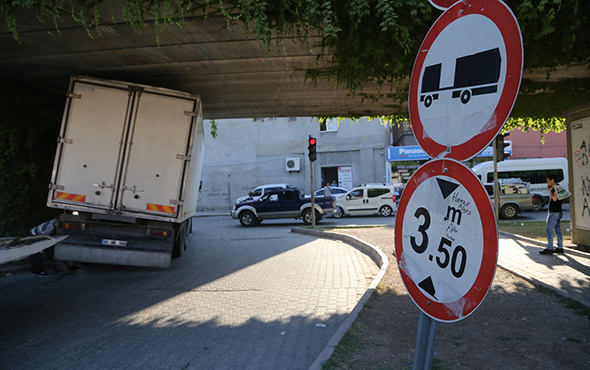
[0,217,380,370]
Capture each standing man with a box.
[539,174,564,255]
[323,182,332,197]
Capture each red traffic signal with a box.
[308,136,317,162]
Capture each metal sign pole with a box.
[493,136,499,222]
[310,160,316,228]
[413,312,437,370]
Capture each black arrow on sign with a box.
[418,276,437,299]
[436,178,459,199]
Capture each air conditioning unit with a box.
[286,157,300,172]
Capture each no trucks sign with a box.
[408,0,523,162]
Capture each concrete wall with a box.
[197,117,390,212]
[564,102,590,248]
[508,129,568,159]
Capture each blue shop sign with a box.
[386,144,511,161]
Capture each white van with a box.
[333,184,397,218]
[471,157,568,211]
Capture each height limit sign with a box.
[395,159,498,322]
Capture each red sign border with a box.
[394,159,498,322]
[428,0,457,11]
[408,0,523,162]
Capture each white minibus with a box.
[471,157,568,211]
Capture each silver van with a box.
[333,184,397,218]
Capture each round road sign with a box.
[409,0,523,161]
[394,159,498,322]
[428,0,457,11]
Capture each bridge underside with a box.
[1,10,588,119]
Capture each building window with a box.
[320,118,338,132]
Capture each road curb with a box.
[290,227,389,370]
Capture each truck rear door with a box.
[50,80,131,211]
[49,78,197,220]
[117,91,196,218]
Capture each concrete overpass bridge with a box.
[1,9,588,120]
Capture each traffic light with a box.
[308,136,317,162]
[495,132,510,161]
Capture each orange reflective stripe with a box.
[55,192,86,202]
[146,203,175,214]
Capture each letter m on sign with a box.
[445,206,462,225]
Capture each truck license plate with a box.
[101,239,128,247]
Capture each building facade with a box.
[197,117,391,212]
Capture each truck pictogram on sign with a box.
[420,47,501,107]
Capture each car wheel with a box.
[500,204,518,219]
[532,197,544,211]
[302,209,313,225]
[239,211,257,227]
[379,205,393,217]
[302,209,320,225]
[333,207,344,218]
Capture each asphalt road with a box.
[0,216,380,370]
[0,204,567,369]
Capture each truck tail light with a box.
[149,229,170,238]
[62,222,85,231]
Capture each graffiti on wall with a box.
[572,118,590,230]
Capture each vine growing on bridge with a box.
[2,0,589,134]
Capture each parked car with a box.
[332,184,397,218]
[235,183,290,203]
[484,181,534,219]
[232,188,334,226]
[305,186,349,199]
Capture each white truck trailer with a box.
[47,76,205,268]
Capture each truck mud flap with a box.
[54,244,171,268]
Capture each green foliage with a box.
[209,118,217,138]
[2,0,589,131]
[0,79,62,236]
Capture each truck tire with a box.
[302,209,320,225]
[239,211,258,227]
[532,196,544,211]
[379,205,393,217]
[173,221,189,257]
[333,207,344,218]
[500,204,518,219]
[460,90,471,104]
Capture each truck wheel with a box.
[379,205,393,217]
[500,204,518,219]
[424,95,433,108]
[460,90,471,104]
[532,197,544,211]
[302,209,320,225]
[333,207,344,218]
[239,211,257,227]
[173,221,188,257]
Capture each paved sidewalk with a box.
[498,232,590,307]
